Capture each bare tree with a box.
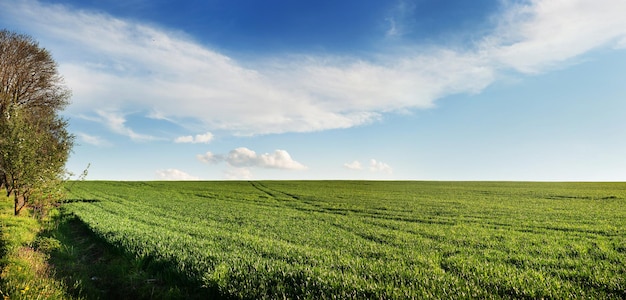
[0,29,73,216]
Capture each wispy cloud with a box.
[384,0,415,38]
[95,110,158,142]
[369,159,393,174]
[343,160,363,170]
[77,132,111,147]
[155,169,200,180]
[197,151,221,164]
[344,159,393,174]
[484,0,626,73]
[175,132,214,144]
[3,0,626,136]
[385,17,399,37]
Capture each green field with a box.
[61,181,626,299]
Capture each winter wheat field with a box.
[62,181,626,299]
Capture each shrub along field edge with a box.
[0,194,71,299]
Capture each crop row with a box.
[63,181,626,299]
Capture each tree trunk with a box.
[13,191,25,216]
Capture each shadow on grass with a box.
[38,206,234,300]
[0,222,8,279]
[57,198,101,204]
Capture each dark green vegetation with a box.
[0,29,74,216]
[39,206,191,299]
[60,181,625,299]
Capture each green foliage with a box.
[63,181,626,299]
[0,29,74,216]
[32,236,62,253]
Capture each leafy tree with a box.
[0,29,73,216]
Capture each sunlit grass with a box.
[0,194,74,299]
[62,181,626,299]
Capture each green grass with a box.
[40,208,193,299]
[60,181,626,299]
[0,193,74,299]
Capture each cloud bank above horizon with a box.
[3,0,626,141]
[196,147,307,180]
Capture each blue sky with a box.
[1,0,625,180]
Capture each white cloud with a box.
[369,159,393,174]
[94,110,158,142]
[77,132,110,147]
[256,149,308,170]
[345,159,393,174]
[484,0,626,73]
[3,0,626,136]
[197,147,307,170]
[225,147,259,167]
[174,136,194,143]
[343,160,363,170]
[175,132,214,144]
[197,151,221,164]
[226,147,307,170]
[195,133,214,143]
[617,37,626,49]
[155,169,199,180]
